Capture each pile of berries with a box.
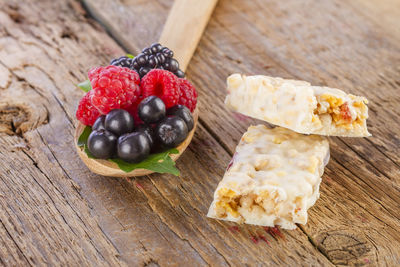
[76,45,197,163]
[110,43,185,78]
[87,100,193,162]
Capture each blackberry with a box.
[175,70,185,78]
[156,53,166,64]
[163,58,179,72]
[136,53,148,67]
[142,47,152,55]
[147,55,158,68]
[161,47,173,58]
[110,56,132,69]
[131,43,185,78]
[150,43,163,53]
[139,67,151,77]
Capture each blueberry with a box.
[138,96,166,124]
[136,124,155,148]
[105,109,134,136]
[92,115,106,131]
[167,105,194,131]
[87,129,117,159]
[156,116,188,148]
[117,132,151,163]
[175,69,185,78]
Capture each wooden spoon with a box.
[75,109,198,177]
[74,0,217,177]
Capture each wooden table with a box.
[1,0,399,266]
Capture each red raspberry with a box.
[76,91,101,126]
[87,66,103,80]
[141,69,179,108]
[89,65,141,114]
[178,78,197,112]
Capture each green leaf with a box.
[77,126,92,147]
[110,148,180,176]
[78,80,92,92]
[126,54,135,59]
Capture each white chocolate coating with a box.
[207,125,330,229]
[225,74,370,137]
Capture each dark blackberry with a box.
[126,43,186,78]
[139,67,151,77]
[161,47,173,58]
[135,53,148,66]
[110,58,118,65]
[132,60,140,70]
[175,70,185,78]
[150,43,163,53]
[147,55,158,68]
[164,58,179,72]
[156,52,166,64]
[110,56,132,69]
[142,47,152,55]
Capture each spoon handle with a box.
[159,0,218,72]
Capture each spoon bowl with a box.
[74,108,198,177]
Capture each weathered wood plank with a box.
[84,0,400,265]
[0,0,336,266]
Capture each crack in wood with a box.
[0,219,33,266]
[297,225,336,266]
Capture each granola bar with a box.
[225,74,370,137]
[207,125,330,229]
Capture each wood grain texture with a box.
[84,0,400,266]
[1,0,399,266]
[0,0,332,266]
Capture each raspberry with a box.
[141,69,179,108]
[76,91,101,126]
[87,66,103,80]
[89,66,141,114]
[178,78,197,112]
